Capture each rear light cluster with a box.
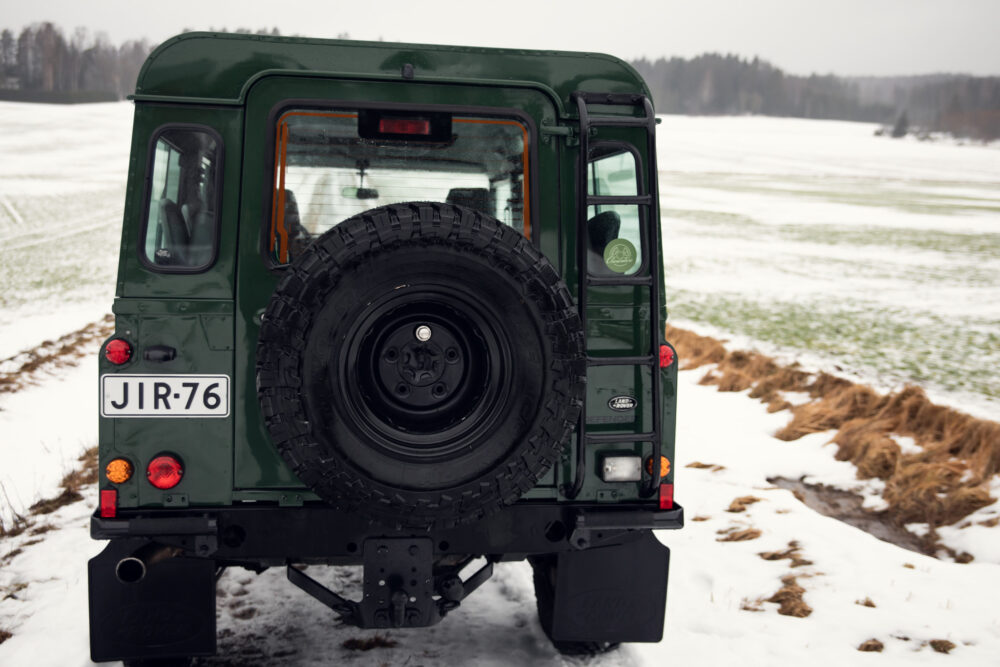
[100,454,184,518]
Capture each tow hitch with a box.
[287,537,494,628]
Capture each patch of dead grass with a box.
[929,639,956,654]
[740,597,765,612]
[856,597,876,608]
[858,639,884,652]
[0,315,113,395]
[716,527,762,542]
[758,541,813,568]
[686,461,725,472]
[0,629,10,645]
[664,324,1000,545]
[691,515,711,522]
[727,496,762,513]
[767,575,812,617]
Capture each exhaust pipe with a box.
[114,545,181,584]
[115,556,146,584]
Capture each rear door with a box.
[233,74,560,495]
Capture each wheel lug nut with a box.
[445,347,459,362]
[432,383,447,397]
[415,325,432,342]
[384,348,398,362]
[396,383,410,396]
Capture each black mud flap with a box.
[89,538,216,663]
[551,532,669,643]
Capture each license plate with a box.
[100,374,230,418]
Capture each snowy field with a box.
[1,102,1000,665]
[658,115,1000,418]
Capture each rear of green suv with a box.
[90,32,682,664]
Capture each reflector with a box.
[100,489,117,518]
[147,455,183,490]
[658,483,674,510]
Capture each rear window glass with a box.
[142,127,221,271]
[268,109,529,264]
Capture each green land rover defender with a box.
[89,32,682,664]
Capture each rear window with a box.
[141,127,221,271]
[268,108,530,264]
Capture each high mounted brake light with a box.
[378,117,431,135]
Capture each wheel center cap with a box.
[398,342,444,387]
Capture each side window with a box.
[141,127,221,271]
[586,145,643,275]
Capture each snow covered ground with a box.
[1,103,999,665]
[3,370,999,666]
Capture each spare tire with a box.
[256,202,585,529]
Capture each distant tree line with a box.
[632,54,1000,140]
[0,23,283,103]
[2,23,998,139]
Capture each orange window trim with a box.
[270,113,531,262]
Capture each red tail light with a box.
[378,117,431,135]
[100,489,118,518]
[104,338,132,365]
[659,344,675,368]
[147,455,183,490]
[659,483,674,510]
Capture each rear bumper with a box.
[92,500,684,563]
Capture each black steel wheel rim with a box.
[339,284,512,459]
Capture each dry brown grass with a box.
[759,541,813,568]
[929,639,956,654]
[856,597,876,608]
[691,515,711,522]
[0,315,113,395]
[740,597,765,612]
[716,527,762,542]
[858,639,884,652]
[664,324,1000,536]
[727,496,763,513]
[19,446,99,520]
[0,629,10,645]
[687,461,726,472]
[767,574,812,617]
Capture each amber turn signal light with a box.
[645,455,671,478]
[105,458,134,484]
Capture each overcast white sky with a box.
[6,0,1000,76]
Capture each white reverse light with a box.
[601,455,643,482]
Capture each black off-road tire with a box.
[529,557,620,656]
[256,202,585,530]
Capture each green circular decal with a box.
[603,239,637,273]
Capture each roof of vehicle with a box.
[134,32,652,116]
